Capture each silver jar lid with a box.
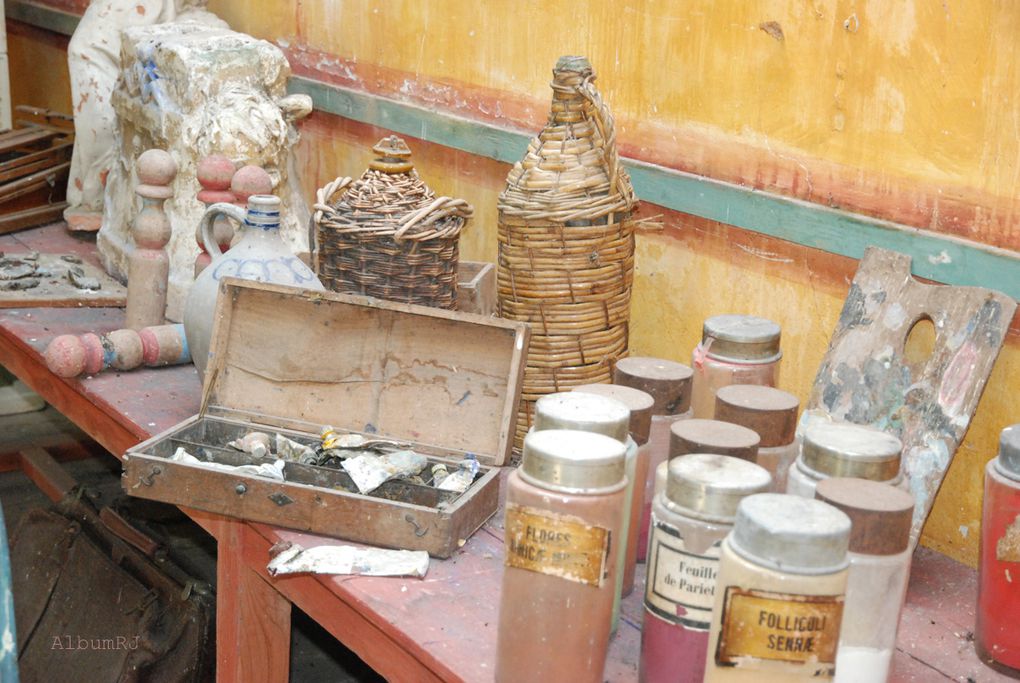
[995,424,1020,481]
[572,383,654,445]
[666,454,772,522]
[730,493,851,575]
[534,392,630,444]
[520,429,627,494]
[702,315,782,363]
[802,421,902,482]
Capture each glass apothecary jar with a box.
[977,424,1020,673]
[496,429,627,683]
[690,315,782,419]
[640,454,771,683]
[705,493,851,681]
[614,356,694,562]
[816,477,914,683]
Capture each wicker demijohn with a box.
[313,136,473,309]
[497,55,639,449]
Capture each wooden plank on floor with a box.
[18,446,76,502]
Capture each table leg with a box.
[216,517,292,683]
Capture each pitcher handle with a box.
[200,203,246,259]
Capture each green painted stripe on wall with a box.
[11,0,1020,300]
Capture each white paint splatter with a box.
[959,525,969,538]
[883,303,907,330]
[928,250,952,265]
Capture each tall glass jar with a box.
[640,454,771,683]
[787,422,902,498]
[715,385,800,493]
[815,478,914,683]
[705,494,851,681]
[976,424,1020,673]
[497,429,627,683]
[573,383,654,597]
[532,391,634,630]
[690,315,782,419]
[614,356,694,562]
[655,419,761,498]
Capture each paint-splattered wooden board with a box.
[806,247,1016,545]
[0,252,126,308]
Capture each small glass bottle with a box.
[655,419,761,498]
[573,383,654,597]
[613,356,695,563]
[497,429,627,683]
[976,424,1020,673]
[816,478,914,683]
[532,391,634,630]
[690,315,782,419]
[705,494,851,681]
[787,422,903,498]
[640,454,772,683]
[714,385,800,493]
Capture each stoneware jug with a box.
[183,194,323,378]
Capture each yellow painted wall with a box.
[8,0,1020,566]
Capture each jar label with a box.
[715,587,843,674]
[644,517,720,630]
[996,514,1020,562]
[503,504,610,587]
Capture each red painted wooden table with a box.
[0,224,1008,682]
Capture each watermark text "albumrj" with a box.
[51,635,140,650]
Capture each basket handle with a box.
[312,176,354,221]
[393,196,473,241]
[200,203,246,259]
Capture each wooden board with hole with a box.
[806,247,1016,545]
[0,252,126,308]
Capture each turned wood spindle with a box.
[126,149,177,329]
[194,154,236,277]
[44,324,192,378]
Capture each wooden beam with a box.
[18,446,77,501]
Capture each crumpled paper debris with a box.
[170,447,286,481]
[342,450,427,494]
[267,541,429,578]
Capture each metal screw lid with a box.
[714,385,800,448]
[801,421,902,482]
[702,315,782,363]
[520,429,627,494]
[730,493,851,575]
[815,478,914,556]
[666,454,772,522]
[534,392,630,444]
[613,356,693,415]
[995,424,1020,481]
[670,418,760,462]
[573,383,654,445]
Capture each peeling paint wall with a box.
[8,0,1020,567]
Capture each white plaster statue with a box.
[64,0,225,231]
[96,22,312,320]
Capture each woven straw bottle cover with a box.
[497,55,639,451]
[312,135,473,309]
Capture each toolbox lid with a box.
[202,279,529,466]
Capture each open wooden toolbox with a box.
[122,278,529,557]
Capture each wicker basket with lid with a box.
[497,55,639,448]
[312,136,473,309]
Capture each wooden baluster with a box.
[195,154,236,277]
[125,149,177,329]
[44,324,191,378]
